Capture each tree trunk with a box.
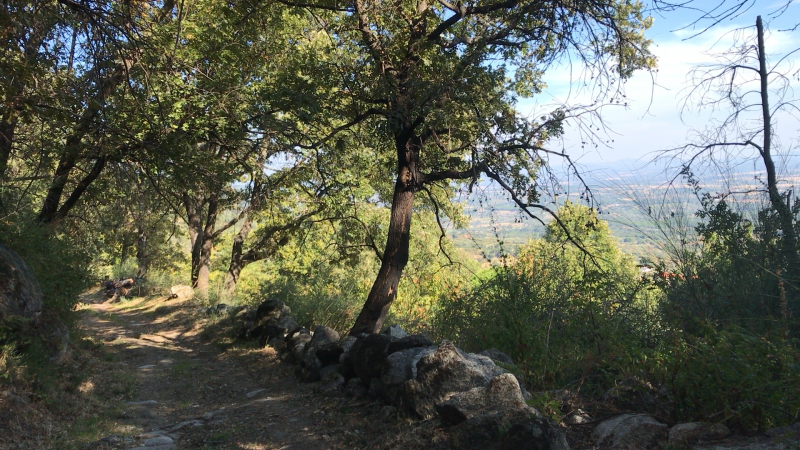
[224,215,254,298]
[195,193,219,297]
[37,141,81,223]
[183,193,204,285]
[349,133,420,335]
[136,227,148,279]
[756,16,800,305]
[0,119,15,180]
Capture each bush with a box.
[642,325,800,432]
[0,217,92,320]
[434,202,662,392]
[0,216,92,389]
[656,197,797,336]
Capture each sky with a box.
[515,0,800,169]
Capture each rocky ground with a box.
[63,291,450,450]
[3,289,800,450]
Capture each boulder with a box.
[267,335,286,351]
[47,315,70,365]
[448,407,570,450]
[255,298,286,322]
[479,348,515,366]
[387,334,434,355]
[668,422,730,446]
[343,333,394,384]
[368,377,386,399]
[169,285,194,301]
[277,316,299,335]
[0,244,43,323]
[338,335,358,364]
[400,341,506,419]
[235,307,256,322]
[310,325,339,347]
[318,364,345,394]
[287,331,312,363]
[382,324,408,340]
[765,422,800,439]
[382,346,436,386]
[593,414,667,449]
[239,320,256,340]
[316,342,344,366]
[436,373,528,426]
[564,409,591,425]
[299,326,340,382]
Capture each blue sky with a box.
[516,0,800,167]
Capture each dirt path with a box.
[75,293,436,450]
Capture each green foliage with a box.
[1,216,92,319]
[256,207,475,335]
[656,196,799,337]
[526,392,564,423]
[642,326,800,432]
[435,202,662,391]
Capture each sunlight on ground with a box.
[237,444,269,449]
[78,379,95,394]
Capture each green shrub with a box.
[1,217,92,320]
[656,198,798,337]
[434,202,663,392]
[643,325,800,432]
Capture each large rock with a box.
[668,422,730,446]
[316,342,345,366]
[299,326,340,382]
[765,422,800,439]
[382,346,436,387]
[400,340,506,419]
[255,298,289,322]
[387,334,434,355]
[0,244,43,323]
[603,377,669,417]
[448,407,570,450]
[436,373,527,426]
[286,330,312,363]
[278,316,299,335]
[343,333,394,384]
[169,285,193,301]
[479,348,515,365]
[593,414,667,449]
[382,324,408,340]
[338,335,358,365]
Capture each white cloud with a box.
[518,19,799,165]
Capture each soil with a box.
[8,289,792,450]
[41,291,450,450]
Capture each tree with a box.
[671,15,800,316]
[1,1,148,221]
[434,202,654,388]
[284,0,655,334]
[124,0,324,296]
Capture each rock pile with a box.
[235,298,570,450]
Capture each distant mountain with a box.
[449,153,800,262]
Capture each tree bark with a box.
[183,193,204,285]
[0,119,15,180]
[224,215,253,298]
[195,193,219,297]
[349,133,420,335]
[49,154,108,225]
[756,15,799,304]
[136,227,148,279]
[37,140,81,223]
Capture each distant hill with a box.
[449,155,800,263]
